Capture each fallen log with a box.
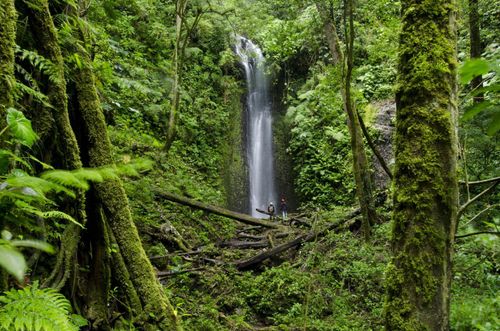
[157,267,205,278]
[235,216,356,270]
[154,189,280,229]
[219,240,270,249]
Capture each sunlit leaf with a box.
[6,108,38,147]
[459,59,491,85]
[0,244,26,282]
[11,239,55,254]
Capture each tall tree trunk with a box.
[72,37,181,330]
[469,0,483,103]
[27,0,82,171]
[0,0,17,291]
[315,1,376,238]
[0,0,16,123]
[384,0,458,328]
[164,0,188,152]
[26,0,87,295]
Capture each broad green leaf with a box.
[11,239,55,254]
[459,59,491,85]
[0,244,26,282]
[462,101,493,121]
[6,108,38,147]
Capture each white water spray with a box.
[234,36,277,217]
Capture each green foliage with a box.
[286,65,355,207]
[0,282,87,331]
[4,108,38,147]
[0,230,53,282]
[459,57,500,135]
[451,237,499,330]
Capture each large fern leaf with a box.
[0,283,87,331]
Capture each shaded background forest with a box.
[0,0,498,330]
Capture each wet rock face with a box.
[372,100,396,189]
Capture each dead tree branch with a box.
[154,189,281,229]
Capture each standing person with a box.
[280,197,288,220]
[267,202,275,220]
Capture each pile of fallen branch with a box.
[149,190,359,277]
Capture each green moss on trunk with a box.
[0,0,16,127]
[27,0,82,170]
[384,0,459,329]
[73,46,181,330]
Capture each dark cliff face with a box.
[271,69,298,212]
[372,100,396,190]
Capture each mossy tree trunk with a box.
[72,32,181,330]
[316,1,376,238]
[0,0,17,291]
[384,0,458,328]
[0,0,16,124]
[25,1,89,301]
[27,0,82,171]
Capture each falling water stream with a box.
[234,36,277,217]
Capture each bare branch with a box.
[460,176,500,186]
[459,181,499,218]
[462,204,499,227]
[456,231,500,239]
[356,109,393,180]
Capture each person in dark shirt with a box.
[280,197,288,220]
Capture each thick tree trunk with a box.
[315,1,376,238]
[384,0,458,328]
[27,0,82,171]
[26,0,87,295]
[72,44,181,330]
[0,0,17,290]
[0,0,16,124]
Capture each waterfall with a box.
[234,36,277,217]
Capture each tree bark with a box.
[469,0,483,103]
[72,39,181,330]
[384,0,458,328]
[27,0,82,171]
[0,0,17,290]
[315,1,376,239]
[154,189,281,229]
[0,0,16,124]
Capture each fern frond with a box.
[40,211,82,228]
[14,82,52,108]
[0,283,85,331]
[15,47,61,84]
[40,170,89,190]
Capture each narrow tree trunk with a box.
[315,1,376,238]
[165,0,188,152]
[384,0,458,328]
[72,41,181,330]
[469,0,483,103]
